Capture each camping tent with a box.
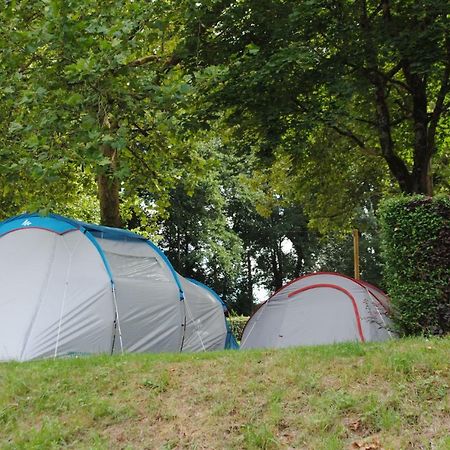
[0,213,238,361]
[241,272,393,349]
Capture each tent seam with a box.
[143,241,185,352]
[54,233,81,358]
[81,230,122,355]
[365,289,395,338]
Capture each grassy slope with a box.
[1,338,449,450]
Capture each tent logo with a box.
[21,219,32,226]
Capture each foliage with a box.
[0,0,195,224]
[0,170,100,222]
[274,134,387,234]
[151,137,317,313]
[379,195,450,335]
[1,0,448,314]
[180,0,450,200]
[313,204,385,287]
[230,197,315,309]
[1,338,450,448]
[227,314,249,341]
[145,138,245,304]
[154,179,244,304]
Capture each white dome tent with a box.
[241,272,393,349]
[0,213,238,361]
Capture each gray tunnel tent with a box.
[0,213,238,361]
[241,272,393,349]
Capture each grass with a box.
[1,337,449,449]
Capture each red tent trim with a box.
[287,283,366,342]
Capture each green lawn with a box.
[1,338,449,449]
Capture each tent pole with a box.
[111,283,124,354]
[353,229,360,280]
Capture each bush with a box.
[227,314,249,340]
[379,195,450,336]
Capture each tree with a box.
[0,0,192,225]
[233,202,314,294]
[180,0,450,196]
[134,136,245,305]
[144,133,318,313]
[154,180,243,304]
[313,208,385,287]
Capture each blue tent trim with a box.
[186,278,240,350]
[82,231,115,283]
[57,217,184,299]
[0,212,148,242]
[0,215,78,237]
[0,214,118,284]
[224,321,240,350]
[49,214,146,242]
[0,213,178,295]
[145,241,185,301]
[68,220,146,242]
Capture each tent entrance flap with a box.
[96,238,184,353]
[287,283,365,342]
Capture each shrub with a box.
[228,314,249,340]
[379,195,450,336]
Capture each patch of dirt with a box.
[350,435,384,450]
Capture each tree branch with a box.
[131,123,150,137]
[385,60,403,79]
[293,97,379,156]
[126,144,156,175]
[329,124,379,157]
[126,53,180,69]
[127,54,161,67]
[354,117,378,127]
[388,77,411,93]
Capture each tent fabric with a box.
[96,238,184,354]
[0,228,114,360]
[186,278,240,350]
[180,278,227,351]
[241,272,393,350]
[0,213,237,361]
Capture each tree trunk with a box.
[176,226,181,268]
[271,245,283,291]
[372,68,434,195]
[277,240,283,284]
[411,158,433,195]
[246,249,253,305]
[372,75,415,194]
[97,142,122,227]
[403,63,434,196]
[359,0,431,196]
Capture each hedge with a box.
[228,315,249,341]
[379,195,450,336]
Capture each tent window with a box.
[104,252,169,281]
